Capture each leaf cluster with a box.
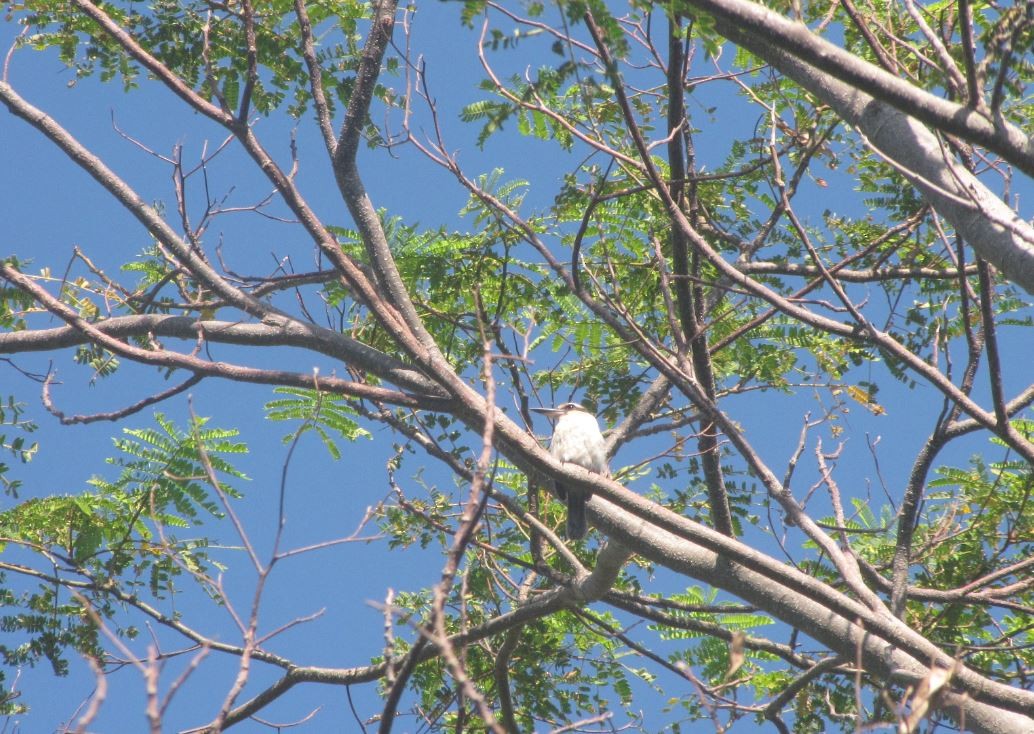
[0,413,246,694]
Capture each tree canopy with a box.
[2,0,1034,732]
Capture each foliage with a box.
[265,386,370,458]
[0,413,245,702]
[2,0,1034,732]
[0,397,37,498]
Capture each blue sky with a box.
[2,3,1027,732]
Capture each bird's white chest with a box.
[550,412,607,472]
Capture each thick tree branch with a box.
[70,0,233,127]
[330,0,457,378]
[736,261,978,282]
[665,18,733,536]
[0,265,443,409]
[690,0,1034,295]
[0,314,441,396]
[293,0,337,155]
[588,495,1034,733]
[681,0,1034,177]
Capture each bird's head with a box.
[530,402,594,420]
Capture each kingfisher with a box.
[531,403,608,539]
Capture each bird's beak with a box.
[530,406,562,417]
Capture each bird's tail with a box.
[566,491,587,540]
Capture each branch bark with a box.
[684,0,1034,294]
[590,494,1034,733]
[681,0,1034,176]
[0,314,441,396]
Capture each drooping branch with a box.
[43,372,204,425]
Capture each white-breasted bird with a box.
[531,403,608,540]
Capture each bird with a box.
[530,403,608,540]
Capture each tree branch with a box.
[682,0,1034,176]
[690,0,1034,295]
[0,265,443,408]
[0,314,442,396]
